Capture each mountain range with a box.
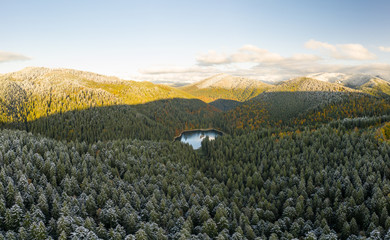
[179,71,390,105]
[306,72,390,96]
[180,73,272,102]
[1,67,389,123]
[1,67,390,239]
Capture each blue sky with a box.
[1,0,390,83]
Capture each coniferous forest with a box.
[1,68,390,240]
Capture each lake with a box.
[175,129,223,149]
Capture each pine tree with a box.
[18,227,28,240]
[203,218,218,238]
[304,231,317,240]
[245,224,256,240]
[37,193,49,217]
[5,231,17,240]
[57,231,66,240]
[5,205,23,230]
[342,222,351,239]
[350,218,359,235]
[135,229,148,240]
[71,226,99,240]
[30,221,48,240]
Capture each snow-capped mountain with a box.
[306,72,387,88]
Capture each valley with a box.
[3,1,389,239]
[1,67,390,239]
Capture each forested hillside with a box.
[0,67,195,128]
[1,99,220,143]
[1,68,390,239]
[220,77,390,133]
[209,99,241,111]
[359,78,390,97]
[307,73,390,97]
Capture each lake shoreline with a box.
[173,128,225,141]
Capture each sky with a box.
[1,0,390,84]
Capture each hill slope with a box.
[180,73,272,102]
[307,72,390,96]
[253,77,359,120]
[0,67,195,124]
[222,77,367,131]
[268,77,357,93]
[359,77,390,96]
[24,98,220,143]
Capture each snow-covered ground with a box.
[306,72,379,87]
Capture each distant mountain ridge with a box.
[306,72,390,96]
[268,77,358,93]
[180,73,272,102]
[1,67,194,102]
[2,68,389,128]
[187,73,270,89]
[306,72,387,86]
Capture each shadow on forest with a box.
[219,91,390,131]
[1,98,222,143]
[209,99,242,111]
[245,91,377,121]
[2,91,387,143]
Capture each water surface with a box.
[176,129,222,149]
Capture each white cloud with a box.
[134,65,224,85]
[196,50,230,65]
[137,60,390,85]
[289,54,321,61]
[305,39,376,60]
[196,44,320,66]
[139,66,212,75]
[305,39,337,52]
[231,45,284,63]
[379,46,390,52]
[250,61,390,82]
[0,51,30,63]
[137,42,388,85]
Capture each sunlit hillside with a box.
[0,67,195,124]
[307,73,390,97]
[180,73,272,102]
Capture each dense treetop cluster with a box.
[1,122,390,239]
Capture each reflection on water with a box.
[176,130,222,149]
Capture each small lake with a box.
[175,129,223,149]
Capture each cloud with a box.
[305,39,337,52]
[250,61,390,82]
[138,60,390,85]
[134,65,224,85]
[196,44,320,66]
[230,45,284,63]
[379,46,390,52]
[137,42,388,85]
[139,66,212,75]
[196,50,230,65]
[305,39,376,60]
[0,51,30,63]
[338,63,390,79]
